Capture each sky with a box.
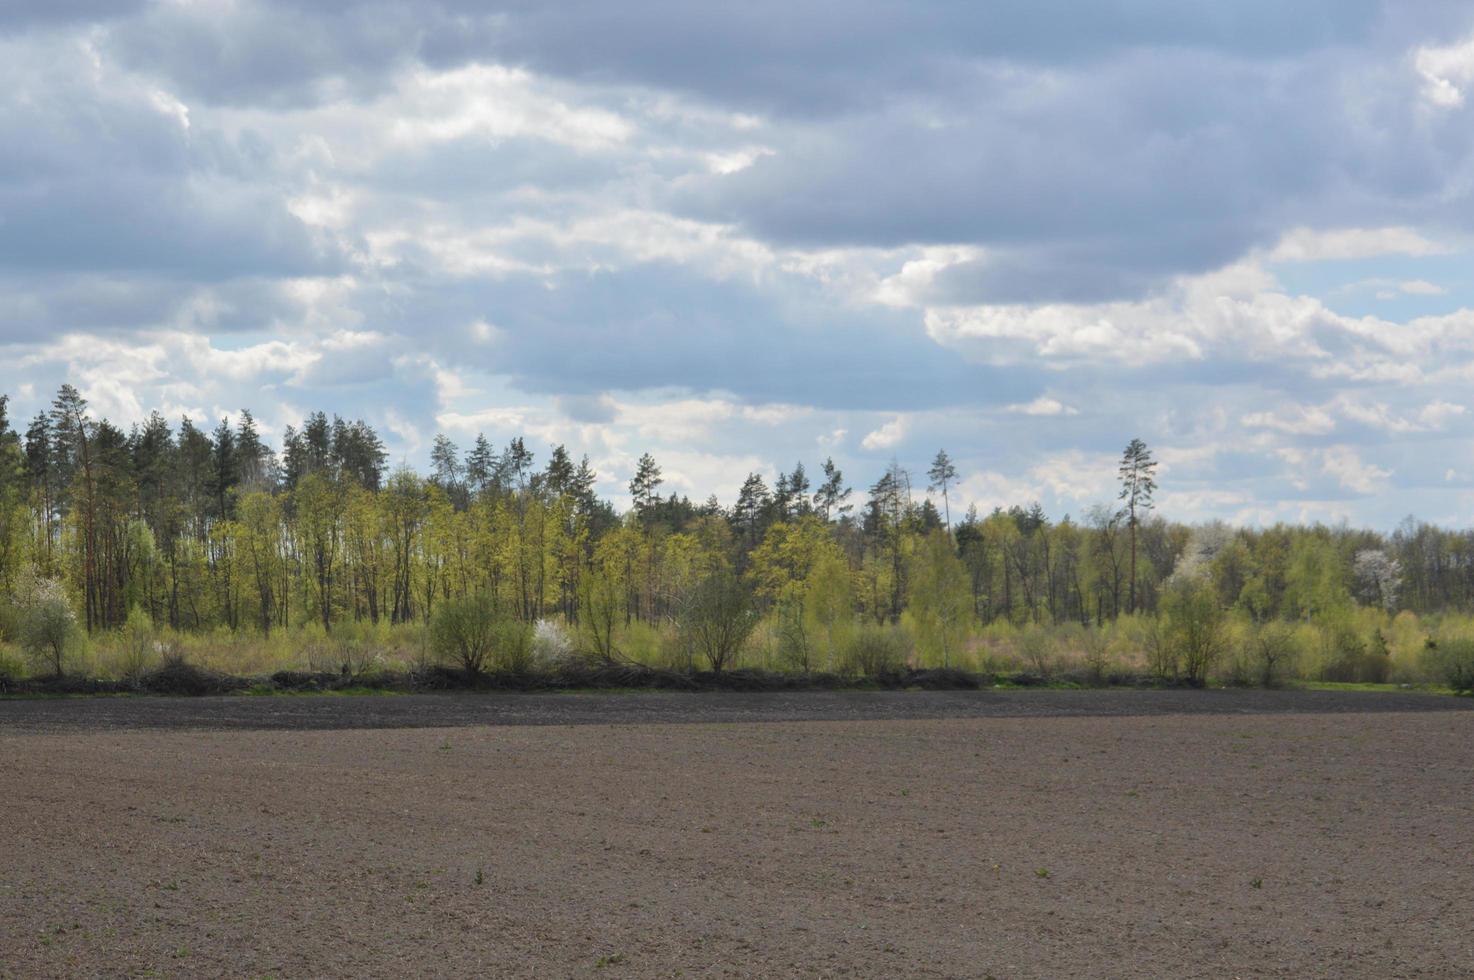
[5,2,1474,527]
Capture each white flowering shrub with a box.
[531,618,575,668]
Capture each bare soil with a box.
[1,687,1468,733]
[2,692,1471,978]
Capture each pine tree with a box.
[430,435,461,487]
[24,413,54,568]
[504,437,534,491]
[572,455,599,513]
[927,449,958,531]
[814,457,852,521]
[629,453,663,518]
[209,417,239,521]
[545,444,575,497]
[1117,438,1158,614]
[788,462,811,517]
[235,409,273,490]
[732,473,771,549]
[465,434,495,496]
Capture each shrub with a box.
[1080,626,1112,683]
[531,619,575,668]
[774,600,815,673]
[493,619,535,674]
[429,593,500,676]
[844,623,908,677]
[1016,625,1056,679]
[307,618,381,678]
[116,605,158,685]
[16,579,78,678]
[1248,621,1297,688]
[1161,577,1226,686]
[1316,621,1390,683]
[676,569,758,673]
[577,569,624,664]
[0,644,24,686]
[1424,637,1474,693]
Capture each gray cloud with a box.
[4,1,1474,527]
[355,262,1028,410]
[0,38,339,282]
[0,0,147,31]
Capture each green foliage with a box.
[1015,624,1056,679]
[429,593,500,675]
[907,529,972,668]
[10,382,1474,694]
[577,568,624,665]
[114,605,159,684]
[1424,637,1474,693]
[843,622,909,677]
[677,568,758,672]
[1080,626,1113,681]
[492,619,535,674]
[304,618,385,678]
[1161,576,1226,686]
[0,641,24,683]
[15,578,79,678]
[1250,620,1298,687]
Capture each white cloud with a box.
[1005,396,1078,417]
[1399,279,1447,296]
[1267,226,1448,262]
[390,64,632,152]
[923,261,1337,365]
[1415,34,1474,108]
[1242,404,1336,436]
[1418,400,1466,429]
[861,415,908,450]
[871,246,986,308]
[1320,445,1392,495]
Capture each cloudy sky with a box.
[6,2,1474,526]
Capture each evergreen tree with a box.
[788,462,812,518]
[235,409,273,490]
[545,444,575,497]
[1118,438,1158,614]
[504,437,534,491]
[430,434,461,486]
[927,449,958,531]
[814,457,852,521]
[465,434,495,495]
[209,417,239,521]
[333,417,388,489]
[732,473,771,550]
[176,416,214,532]
[629,453,663,518]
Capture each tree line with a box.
[0,385,1469,657]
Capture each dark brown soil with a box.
[2,694,1470,978]
[1,687,1468,733]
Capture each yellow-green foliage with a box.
[40,607,1474,687]
[1383,610,1429,682]
[841,621,910,677]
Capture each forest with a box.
[2,384,1473,692]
